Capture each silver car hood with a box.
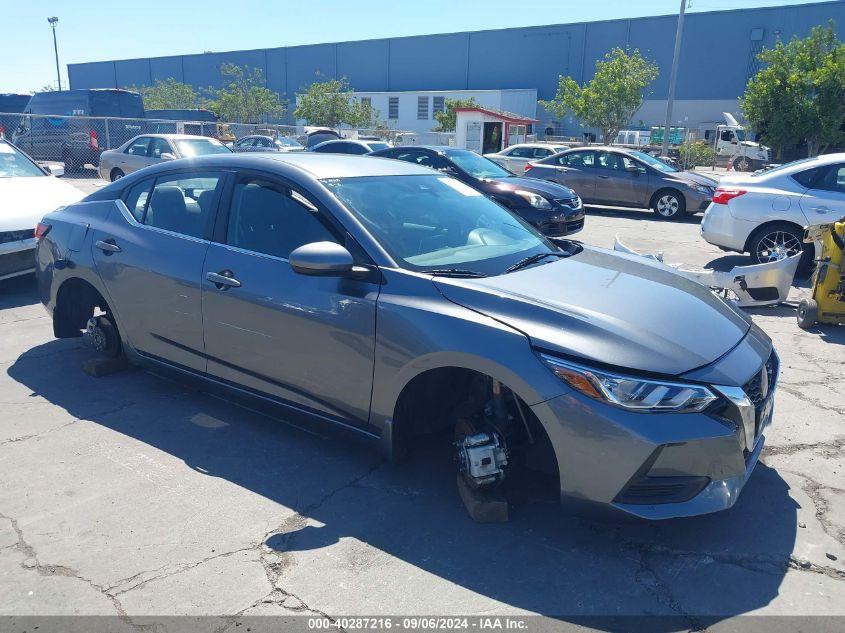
[433,246,751,376]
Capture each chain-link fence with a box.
[0,113,450,177]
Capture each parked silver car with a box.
[525,146,717,220]
[310,139,390,154]
[484,143,569,173]
[232,135,305,153]
[97,134,231,181]
[36,153,776,520]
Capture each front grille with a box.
[0,229,34,244]
[553,196,581,210]
[744,351,778,408]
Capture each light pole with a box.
[47,16,62,91]
[660,0,686,157]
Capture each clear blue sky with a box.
[1,0,830,93]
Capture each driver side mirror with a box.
[438,165,458,176]
[289,241,355,277]
[160,152,176,161]
[45,164,64,178]
[626,164,643,175]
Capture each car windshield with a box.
[443,149,512,179]
[276,137,303,148]
[366,142,390,152]
[175,139,231,157]
[0,143,44,178]
[629,150,679,173]
[323,174,557,274]
[735,129,747,141]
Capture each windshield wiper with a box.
[426,268,488,278]
[503,252,569,274]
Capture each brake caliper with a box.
[456,432,508,487]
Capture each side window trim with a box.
[214,169,346,260]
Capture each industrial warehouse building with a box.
[67,1,844,139]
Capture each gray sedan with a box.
[97,134,231,181]
[525,146,717,219]
[37,152,775,520]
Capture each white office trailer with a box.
[454,107,538,154]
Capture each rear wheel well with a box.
[391,367,559,496]
[743,220,804,253]
[53,278,112,338]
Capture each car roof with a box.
[317,139,369,146]
[138,133,217,141]
[384,145,459,153]
[560,145,624,153]
[110,152,435,180]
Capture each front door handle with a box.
[95,239,121,254]
[598,175,610,179]
[207,270,241,290]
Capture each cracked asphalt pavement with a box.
[0,188,843,630]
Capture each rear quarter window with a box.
[792,167,822,189]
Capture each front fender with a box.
[368,269,567,456]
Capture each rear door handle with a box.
[598,175,610,179]
[207,270,241,289]
[95,239,121,254]
[809,206,831,213]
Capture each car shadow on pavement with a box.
[0,275,40,310]
[7,340,799,628]
[584,206,703,225]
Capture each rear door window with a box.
[557,151,594,167]
[816,164,845,194]
[143,172,224,238]
[126,137,151,156]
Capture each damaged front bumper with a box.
[613,235,800,308]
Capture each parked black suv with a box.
[371,145,584,237]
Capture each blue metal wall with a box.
[67,1,844,109]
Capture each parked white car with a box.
[701,153,845,271]
[484,143,569,173]
[0,141,83,281]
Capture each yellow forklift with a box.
[797,218,845,329]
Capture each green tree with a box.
[432,97,478,132]
[678,140,715,169]
[206,64,286,123]
[293,76,377,128]
[128,78,199,110]
[540,48,659,144]
[741,22,844,157]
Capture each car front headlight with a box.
[514,190,553,209]
[539,354,717,413]
[691,183,712,195]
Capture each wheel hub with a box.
[657,196,679,216]
[758,231,801,262]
